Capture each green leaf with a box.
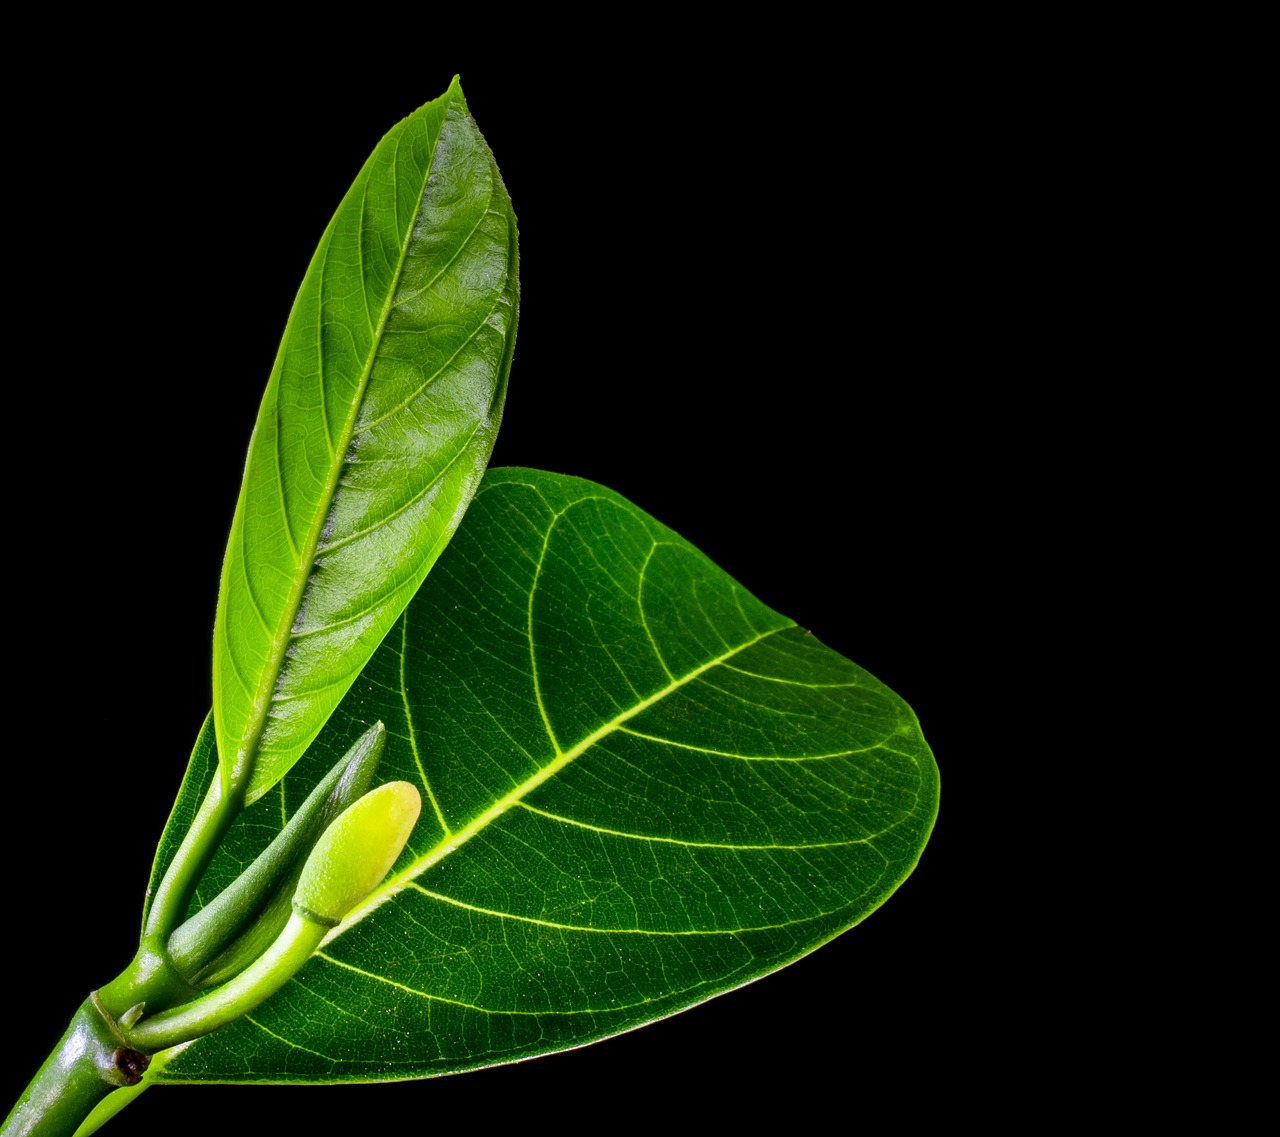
[150,467,938,1083]
[214,77,519,806]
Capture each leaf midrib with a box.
[232,100,458,800]
[321,622,786,947]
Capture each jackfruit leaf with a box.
[213,76,518,805]
[141,467,938,1084]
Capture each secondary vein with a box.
[324,625,778,946]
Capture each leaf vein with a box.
[616,726,880,761]
[351,289,503,437]
[325,625,784,946]
[315,951,737,1017]
[271,396,299,561]
[720,662,873,688]
[512,801,876,849]
[313,421,481,557]
[637,541,674,680]
[388,194,498,311]
[400,608,450,837]
[243,1014,337,1063]
[406,883,872,935]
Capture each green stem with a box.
[2,998,148,1137]
[144,774,241,943]
[8,738,407,1133]
[166,721,385,987]
[5,914,327,1135]
[5,766,241,1136]
[127,912,326,1051]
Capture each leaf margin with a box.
[153,466,939,1084]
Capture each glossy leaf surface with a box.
[214,77,519,805]
[148,468,938,1083]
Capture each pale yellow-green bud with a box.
[128,781,422,1054]
[293,782,421,926]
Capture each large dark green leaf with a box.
[213,77,518,805]
[147,467,937,1083]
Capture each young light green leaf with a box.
[146,468,939,1083]
[214,77,519,807]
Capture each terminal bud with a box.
[293,782,421,927]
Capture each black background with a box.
[5,50,1053,1131]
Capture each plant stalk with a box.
[2,998,147,1137]
[4,767,236,1136]
[144,774,241,943]
[127,912,326,1052]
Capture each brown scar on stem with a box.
[111,1048,150,1087]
